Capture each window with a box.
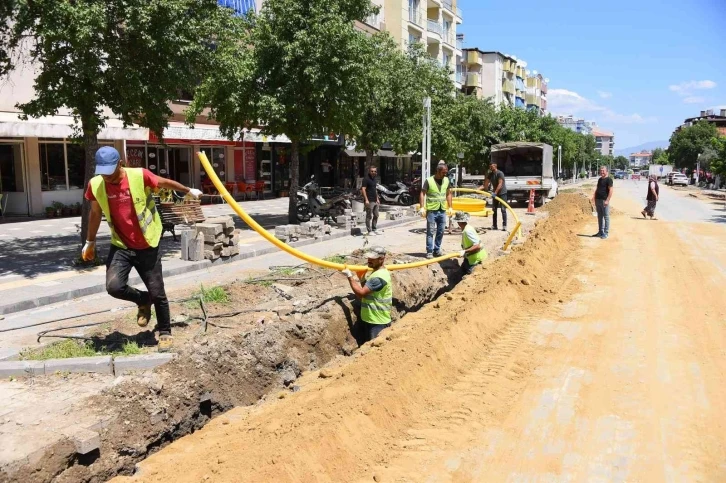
[40,143,67,191]
[66,144,86,190]
[0,143,24,192]
[200,147,226,183]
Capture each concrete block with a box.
[323,225,332,234]
[180,229,193,261]
[335,216,347,225]
[45,356,113,375]
[0,360,45,378]
[188,232,204,262]
[205,216,235,229]
[113,353,176,375]
[61,427,101,455]
[228,233,240,246]
[204,241,224,250]
[224,225,235,235]
[196,223,223,237]
[344,209,353,215]
[221,246,234,257]
[204,250,220,260]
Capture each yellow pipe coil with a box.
[451,188,522,239]
[197,152,459,272]
[451,197,486,213]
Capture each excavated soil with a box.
[1,250,460,483]
[101,193,595,483]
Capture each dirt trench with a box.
[108,193,593,483]
[1,251,462,483]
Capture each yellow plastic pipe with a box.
[197,152,459,272]
[502,222,521,251]
[452,188,522,239]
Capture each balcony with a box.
[427,19,442,38]
[526,94,540,107]
[541,83,548,94]
[465,73,480,87]
[456,38,463,50]
[503,80,515,94]
[466,50,482,66]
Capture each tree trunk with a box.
[288,139,300,224]
[80,125,99,248]
[365,149,374,171]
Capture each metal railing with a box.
[456,38,463,50]
[409,9,422,26]
[427,19,442,36]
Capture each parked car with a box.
[671,173,688,186]
[666,172,681,185]
[614,171,625,179]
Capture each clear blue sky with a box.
[459,0,726,150]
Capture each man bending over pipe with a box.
[82,147,202,352]
[342,246,392,343]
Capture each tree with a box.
[0,0,235,247]
[190,0,375,223]
[450,94,496,172]
[667,121,719,170]
[614,156,629,170]
[651,147,665,163]
[709,136,726,178]
[351,34,423,168]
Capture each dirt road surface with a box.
[115,185,726,483]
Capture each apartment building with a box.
[461,49,517,107]
[380,0,462,85]
[629,151,652,168]
[593,128,615,156]
[556,115,597,136]
[675,109,726,136]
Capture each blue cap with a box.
[95,146,121,176]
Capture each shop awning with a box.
[0,112,149,140]
[344,148,411,158]
[243,129,291,144]
[151,122,233,143]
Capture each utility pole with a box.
[422,97,431,188]
[557,145,562,179]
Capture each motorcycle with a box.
[376,181,414,206]
[296,176,351,223]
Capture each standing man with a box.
[453,212,487,275]
[478,162,508,232]
[341,246,392,343]
[419,161,454,259]
[641,175,659,220]
[361,165,381,236]
[592,166,613,239]
[81,147,202,352]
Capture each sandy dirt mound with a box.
[111,193,591,483]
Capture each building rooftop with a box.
[630,151,652,157]
[592,128,614,137]
[461,48,517,61]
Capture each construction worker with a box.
[341,246,392,343]
[418,161,454,259]
[82,147,202,352]
[478,161,508,232]
[453,211,487,275]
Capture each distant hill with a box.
[615,140,669,157]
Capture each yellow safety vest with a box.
[90,168,162,249]
[425,176,450,211]
[461,224,487,266]
[361,268,393,325]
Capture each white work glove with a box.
[341,268,354,279]
[81,240,96,262]
[459,250,466,258]
[418,207,427,218]
[187,188,203,199]
[446,208,455,217]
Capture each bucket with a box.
[351,200,365,213]
[452,198,487,213]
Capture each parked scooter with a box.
[296,176,351,222]
[376,181,414,206]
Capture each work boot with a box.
[137,304,152,327]
[158,333,173,353]
[433,250,443,257]
[426,253,433,259]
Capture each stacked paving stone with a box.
[181,216,240,261]
[275,216,332,242]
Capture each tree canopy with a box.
[667,121,719,170]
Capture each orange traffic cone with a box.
[526,189,536,215]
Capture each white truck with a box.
[490,142,557,206]
[649,164,673,180]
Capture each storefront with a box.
[343,147,413,188]
[0,140,28,215]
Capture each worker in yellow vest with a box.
[453,212,487,275]
[341,246,392,343]
[418,161,454,259]
[81,147,202,352]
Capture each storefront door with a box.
[260,146,272,194]
[146,146,167,177]
[167,147,191,186]
[200,147,226,186]
[0,141,30,216]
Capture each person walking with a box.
[419,161,454,259]
[341,246,392,343]
[81,147,202,352]
[361,165,381,236]
[453,212,487,275]
[641,175,659,220]
[592,166,614,239]
[478,162,508,232]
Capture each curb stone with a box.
[1,353,179,378]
